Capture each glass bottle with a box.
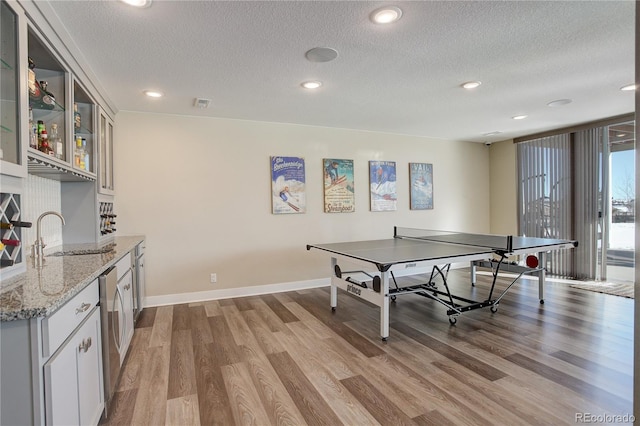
[28,107,37,149]
[28,57,37,97]
[39,129,53,156]
[74,103,81,131]
[82,138,89,171]
[50,124,63,160]
[39,81,56,110]
[75,136,84,168]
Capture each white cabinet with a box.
[97,107,114,195]
[44,306,103,426]
[118,268,134,361]
[0,278,104,426]
[77,310,104,426]
[0,0,28,178]
[115,254,134,363]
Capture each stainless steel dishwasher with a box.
[98,265,120,419]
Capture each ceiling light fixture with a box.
[301,81,322,90]
[120,0,152,8]
[620,83,638,91]
[144,90,163,98]
[370,6,403,24]
[547,99,572,107]
[305,47,339,63]
[512,115,527,120]
[462,81,482,89]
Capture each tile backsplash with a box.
[22,175,63,250]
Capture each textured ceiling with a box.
[46,0,635,143]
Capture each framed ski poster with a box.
[369,160,397,211]
[271,156,306,214]
[323,159,355,213]
[409,162,434,210]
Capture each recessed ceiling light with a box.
[120,0,152,7]
[301,81,322,90]
[616,133,626,138]
[144,90,163,98]
[620,83,637,91]
[462,81,482,89]
[547,99,572,107]
[512,115,528,120]
[370,6,403,24]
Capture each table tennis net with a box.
[394,227,513,252]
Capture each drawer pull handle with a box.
[75,302,92,314]
[78,337,92,353]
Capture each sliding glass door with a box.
[517,118,635,283]
[606,121,635,283]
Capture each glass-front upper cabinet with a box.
[98,107,114,195]
[27,26,68,163]
[0,0,27,177]
[72,80,95,174]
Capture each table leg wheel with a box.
[391,295,397,302]
[331,307,336,311]
[490,305,498,313]
[448,316,457,325]
[539,300,545,305]
[381,337,388,341]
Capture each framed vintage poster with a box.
[323,159,355,213]
[271,156,306,214]
[409,162,434,210]
[369,160,397,211]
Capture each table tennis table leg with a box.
[330,257,338,310]
[380,271,390,340]
[470,261,477,286]
[538,251,546,304]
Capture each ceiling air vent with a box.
[194,98,211,109]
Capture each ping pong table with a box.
[306,227,578,340]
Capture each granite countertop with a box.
[0,235,145,322]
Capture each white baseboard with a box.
[143,278,330,308]
[142,262,468,308]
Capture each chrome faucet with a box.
[32,211,65,260]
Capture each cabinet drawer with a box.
[115,254,131,281]
[42,279,99,358]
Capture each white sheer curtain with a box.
[573,127,606,280]
[517,134,574,277]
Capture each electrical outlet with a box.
[210,273,217,283]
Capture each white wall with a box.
[22,175,63,249]
[114,112,490,299]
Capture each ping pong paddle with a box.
[526,255,539,268]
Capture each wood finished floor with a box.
[100,270,633,426]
